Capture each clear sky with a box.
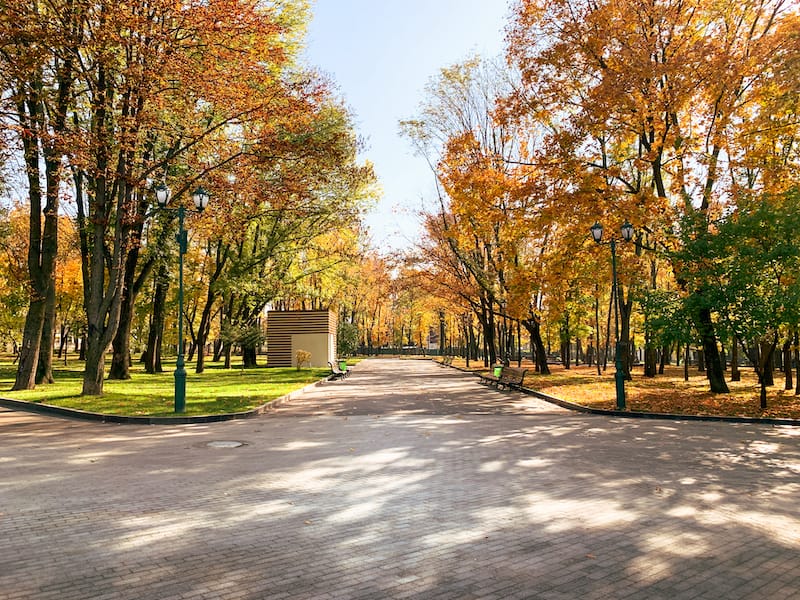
[302,0,510,253]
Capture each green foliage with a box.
[714,190,800,341]
[337,320,359,356]
[220,323,266,349]
[637,288,694,348]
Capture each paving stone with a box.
[1,359,798,599]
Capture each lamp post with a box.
[590,220,634,411]
[154,184,210,413]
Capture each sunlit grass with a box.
[0,356,330,417]
[444,357,800,419]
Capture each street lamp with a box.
[154,183,210,413]
[591,220,633,410]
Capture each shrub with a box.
[295,349,312,370]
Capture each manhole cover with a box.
[207,440,245,449]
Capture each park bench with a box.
[479,365,528,391]
[328,360,351,380]
[440,355,454,367]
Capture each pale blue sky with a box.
[303,1,510,252]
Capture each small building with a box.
[266,310,337,368]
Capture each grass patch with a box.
[0,356,329,417]
[443,357,800,420]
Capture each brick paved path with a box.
[1,358,799,599]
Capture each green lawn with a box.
[0,357,331,417]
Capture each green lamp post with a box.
[155,184,210,413]
[590,220,634,411]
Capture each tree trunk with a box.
[684,344,690,382]
[618,289,633,380]
[13,118,50,390]
[194,245,228,373]
[57,324,70,360]
[223,341,232,369]
[794,330,799,396]
[658,344,669,374]
[603,289,613,371]
[242,344,257,368]
[756,338,777,410]
[731,340,741,382]
[77,61,139,396]
[81,330,107,396]
[479,302,496,366]
[108,294,135,380]
[144,270,168,374]
[644,344,657,377]
[761,340,774,387]
[469,322,478,362]
[696,307,729,393]
[594,290,602,375]
[35,284,57,384]
[742,337,775,409]
[13,49,71,390]
[783,337,792,391]
[521,315,550,375]
[108,244,153,379]
[14,303,46,390]
[439,311,446,358]
[194,301,213,374]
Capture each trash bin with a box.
[493,365,502,377]
[339,360,348,372]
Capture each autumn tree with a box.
[182,97,374,371]
[54,216,84,361]
[505,0,799,392]
[402,57,546,366]
[332,253,394,353]
[0,204,30,354]
[696,190,800,408]
[0,0,80,389]
[44,0,335,394]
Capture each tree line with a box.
[400,0,800,408]
[2,0,799,414]
[0,0,377,396]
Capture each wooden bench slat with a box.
[329,361,350,379]
[479,365,527,390]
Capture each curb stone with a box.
[432,357,800,427]
[0,376,330,425]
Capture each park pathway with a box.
[272,357,571,416]
[1,358,799,599]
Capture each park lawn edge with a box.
[0,361,334,418]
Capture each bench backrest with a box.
[499,366,527,383]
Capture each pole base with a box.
[174,357,187,413]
